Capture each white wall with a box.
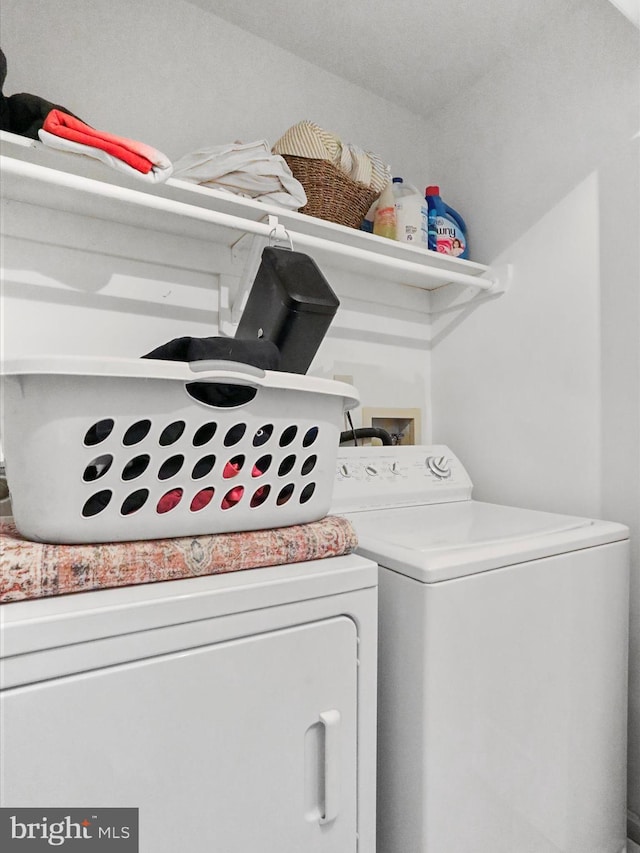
[0,0,435,433]
[430,174,603,516]
[428,0,640,829]
[0,0,429,182]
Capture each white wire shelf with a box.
[0,131,506,298]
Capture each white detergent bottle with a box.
[392,177,425,245]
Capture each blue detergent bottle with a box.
[423,185,469,259]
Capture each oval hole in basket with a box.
[159,420,186,446]
[84,419,115,447]
[121,489,150,516]
[250,484,271,508]
[300,482,316,504]
[253,454,272,476]
[82,490,112,517]
[122,454,151,481]
[193,422,217,447]
[279,425,298,447]
[186,382,257,408]
[123,419,152,446]
[192,454,216,479]
[302,426,319,447]
[83,454,113,482]
[301,455,318,476]
[158,454,185,480]
[221,486,244,509]
[222,455,245,478]
[253,424,273,447]
[190,487,215,512]
[224,423,247,447]
[157,488,183,514]
[278,455,296,477]
[276,483,295,506]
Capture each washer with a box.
[332,444,630,853]
[0,553,377,853]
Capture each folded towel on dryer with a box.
[0,515,359,602]
[38,110,173,183]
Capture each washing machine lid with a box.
[344,500,629,583]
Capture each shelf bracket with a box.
[220,214,295,335]
[219,232,266,336]
[427,263,512,314]
[482,263,512,296]
[266,214,294,251]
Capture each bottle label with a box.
[420,205,431,247]
[401,223,419,241]
[373,206,397,240]
[435,216,465,257]
[395,196,423,243]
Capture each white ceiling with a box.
[607,0,640,26]
[189,0,597,118]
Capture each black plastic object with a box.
[235,247,340,374]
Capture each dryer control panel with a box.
[331,445,473,513]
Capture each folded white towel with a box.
[172,140,307,210]
[38,128,173,184]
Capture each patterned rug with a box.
[0,515,357,603]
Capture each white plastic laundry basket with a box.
[0,357,359,544]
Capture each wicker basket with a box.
[283,155,380,229]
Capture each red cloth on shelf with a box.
[42,109,166,174]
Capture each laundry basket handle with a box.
[185,360,268,408]
[187,360,266,383]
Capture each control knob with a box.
[426,455,451,480]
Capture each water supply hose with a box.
[339,427,393,446]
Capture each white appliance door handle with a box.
[319,709,341,824]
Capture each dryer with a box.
[0,553,377,853]
[332,444,630,853]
